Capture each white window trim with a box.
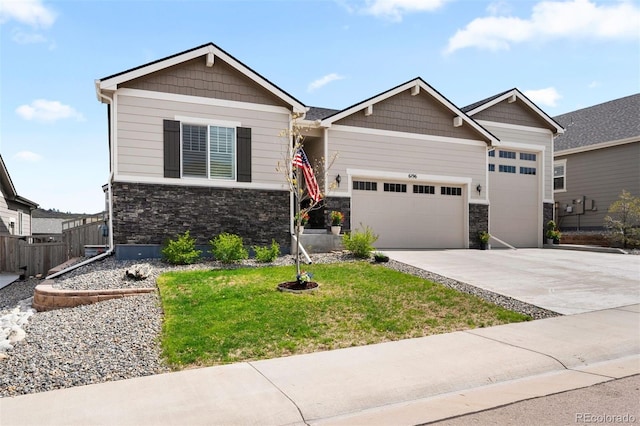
[553,159,567,193]
[178,117,241,181]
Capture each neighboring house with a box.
[95,42,563,259]
[553,94,640,231]
[32,217,64,235]
[0,155,38,236]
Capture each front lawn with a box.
[157,262,529,368]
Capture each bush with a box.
[210,233,248,263]
[343,225,379,259]
[162,231,202,265]
[253,240,280,263]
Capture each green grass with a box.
[157,262,530,368]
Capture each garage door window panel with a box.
[353,180,377,191]
[441,186,462,196]
[384,183,407,193]
[413,185,435,194]
[499,165,516,173]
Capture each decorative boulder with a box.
[125,263,153,281]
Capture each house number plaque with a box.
[408,174,418,179]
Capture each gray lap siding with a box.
[111,182,290,253]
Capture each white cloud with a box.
[11,28,47,44]
[354,0,450,22]
[307,73,346,92]
[0,0,56,28]
[588,80,600,89]
[445,0,640,54]
[13,151,43,162]
[16,99,85,123]
[524,87,562,107]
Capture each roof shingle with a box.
[553,93,640,152]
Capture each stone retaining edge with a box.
[33,280,155,312]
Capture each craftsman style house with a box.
[95,43,563,259]
[553,94,640,231]
[0,155,38,236]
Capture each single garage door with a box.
[351,179,465,249]
[489,149,540,247]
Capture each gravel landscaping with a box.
[0,252,559,398]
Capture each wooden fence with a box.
[64,221,107,258]
[0,236,66,277]
[0,213,107,277]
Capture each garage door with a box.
[489,149,540,247]
[351,179,465,249]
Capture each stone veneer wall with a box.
[323,197,351,231]
[469,203,489,249]
[111,182,290,256]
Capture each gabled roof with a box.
[463,88,564,135]
[305,107,340,121]
[96,42,307,113]
[318,77,499,144]
[0,155,38,209]
[553,93,640,152]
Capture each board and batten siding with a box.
[555,141,640,230]
[328,128,486,200]
[115,93,290,185]
[481,123,553,201]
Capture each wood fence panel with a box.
[0,236,20,273]
[64,222,107,258]
[19,241,66,277]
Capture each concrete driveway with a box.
[386,249,640,315]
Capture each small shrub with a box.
[162,231,202,265]
[373,252,389,263]
[210,233,248,263]
[343,225,379,259]
[253,239,280,263]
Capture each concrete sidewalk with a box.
[1,304,638,426]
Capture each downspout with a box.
[46,85,115,279]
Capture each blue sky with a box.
[1,0,638,213]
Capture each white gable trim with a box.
[330,124,488,147]
[98,44,306,113]
[320,79,498,145]
[477,120,554,135]
[466,89,564,135]
[118,88,293,115]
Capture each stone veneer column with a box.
[543,202,554,237]
[111,182,290,253]
[469,203,489,249]
[323,197,351,231]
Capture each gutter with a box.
[46,85,116,279]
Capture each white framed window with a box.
[181,123,236,180]
[554,159,567,192]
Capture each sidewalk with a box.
[1,304,638,425]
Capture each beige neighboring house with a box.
[95,42,563,259]
[0,155,38,236]
[553,94,640,231]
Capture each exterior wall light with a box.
[335,174,341,187]
[476,184,482,195]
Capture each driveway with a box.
[386,249,640,315]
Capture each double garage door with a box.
[351,179,465,249]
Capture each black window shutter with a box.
[237,127,252,182]
[163,119,180,178]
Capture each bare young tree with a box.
[277,113,337,282]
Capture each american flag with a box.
[293,148,322,202]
